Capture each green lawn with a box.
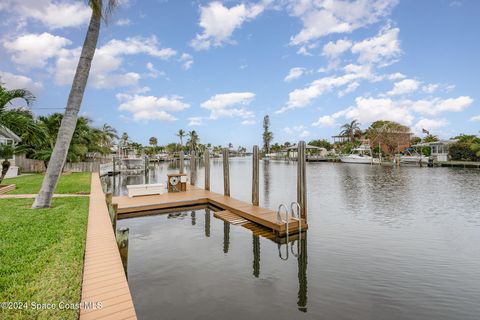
[3,173,91,194]
[0,197,88,320]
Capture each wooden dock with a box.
[113,185,307,236]
[80,173,136,320]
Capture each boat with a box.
[399,148,429,166]
[340,145,380,164]
[121,157,144,170]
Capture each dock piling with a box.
[204,149,210,191]
[252,145,259,206]
[116,227,129,278]
[297,141,307,221]
[179,150,185,174]
[223,148,230,196]
[190,151,196,186]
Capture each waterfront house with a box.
[412,140,458,161]
[0,125,21,178]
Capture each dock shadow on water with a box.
[112,159,480,320]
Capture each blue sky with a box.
[0,0,479,148]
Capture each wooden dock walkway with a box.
[80,173,137,320]
[113,185,307,236]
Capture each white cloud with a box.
[322,39,352,58]
[3,32,71,68]
[54,36,176,88]
[0,0,91,29]
[413,118,448,135]
[387,79,420,96]
[278,64,377,113]
[312,115,336,127]
[116,18,131,26]
[338,81,359,97]
[387,72,406,80]
[241,119,256,125]
[410,96,473,115]
[0,71,42,91]
[422,83,439,94]
[188,117,204,126]
[351,26,401,67]
[284,125,310,138]
[284,67,305,82]
[179,53,194,70]
[343,96,415,125]
[288,0,398,45]
[191,1,270,50]
[470,115,480,122]
[116,93,190,122]
[201,92,255,119]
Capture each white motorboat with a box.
[399,148,429,166]
[121,157,144,169]
[340,145,380,164]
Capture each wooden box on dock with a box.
[167,173,187,192]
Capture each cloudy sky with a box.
[0,0,478,147]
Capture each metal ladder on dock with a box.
[276,202,303,260]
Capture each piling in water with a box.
[223,148,230,196]
[116,227,129,278]
[297,141,307,221]
[252,145,259,206]
[204,149,210,191]
[179,150,185,174]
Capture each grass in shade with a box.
[0,197,89,320]
[3,173,91,194]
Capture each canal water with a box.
[111,159,480,320]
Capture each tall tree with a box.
[149,136,158,146]
[176,129,186,146]
[33,0,118,209]
[187,130,199,153]
[340,120,362,142]
[262,115,273,153]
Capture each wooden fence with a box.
[15,154,111,173]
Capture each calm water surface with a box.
[112,159,480,320]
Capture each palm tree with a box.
[33,0,118,208]
[176,129,186,146]
[99,123,118,150]
[149,136,158,146]
[0,85,46,145]
[187,130,199,153]
[0,85,35,110]
[340,120,362,142]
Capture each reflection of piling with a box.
[297,141,307,221]
[253,235,260,278]
[297,232,308,312]
[252,145,259,206]
[204,149,210,191]
[116,227,129,278]
[191,211,196,226]
[205,208,211,237]
[223,221,230,253]
[223,148,230,196]
[179,151,185,174]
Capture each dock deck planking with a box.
[113,185,307,236]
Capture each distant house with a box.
[0,125,21,178]
[412,140,458,161]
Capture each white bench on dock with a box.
[126,183,165,197]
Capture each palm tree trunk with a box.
[0,159,11,184]
[32,4,101,208]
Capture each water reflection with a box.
[223,221,230,253]
[297,233,308,312]
[191,211,196,225]
[252,235,260,278]
[205,208,211,237]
